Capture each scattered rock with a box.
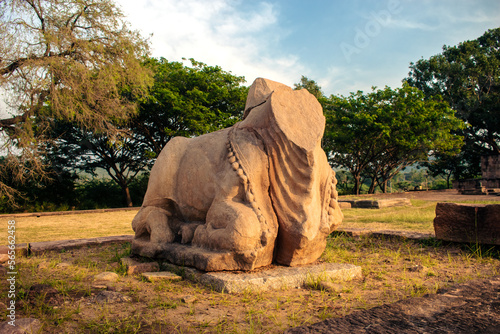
[181,295,197,303]
[94,272,119,282]
[142,271,182,282]
[91,283,109,290]
[0,254,10,263]
[0,318,42,334]
[121,257,159,275]
[94,291,132,304]
[408,264,426,272]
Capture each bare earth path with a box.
[287,276,500,334]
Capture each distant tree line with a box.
[0,0,498,211]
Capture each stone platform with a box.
[164,262,362,293]
[338,198,411,209]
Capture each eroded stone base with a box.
[163,262,362,293]
[131,240,272,271]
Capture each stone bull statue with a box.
[131,78,343,271]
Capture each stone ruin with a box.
[131,78,343,271]
[454,154,500,195]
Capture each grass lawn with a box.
[0,210,138,244]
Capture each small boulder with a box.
[94,272,119,282]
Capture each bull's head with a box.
[238,78,343,266]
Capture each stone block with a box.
[0,244,28,257]
[338,201,352,209]
[198,263,362,293]
[375,198,412,208]
[142,271,182,282]
[434,203,500,245]
[121,257,159,275]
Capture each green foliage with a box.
[0,156,78,213]
[134,57,248,157]
[46,120,150,207]
[294,75,325,102]
[323,84,464,194]
[406,27,500,178]
[0,0,152,200]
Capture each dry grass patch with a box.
[0,210,138,243]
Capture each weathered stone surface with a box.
[0,244,28,257]
[142,271,182,282]
[131,78,343,271]
[121,257,159,275]
[286,276,500,334]
[338,198,411,209]
[94,272,119,282]
[0,253,9,263]
[338,202,351,209]
[181,295,197,303]
[0,318,42,334]
[199,263,361,293]
[434,203,500,245]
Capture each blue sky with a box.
[117,0,500,96]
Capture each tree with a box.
[294,75,325,102]
[133,57,248,158]
[0,0,152,200]
[406,27,500,178]
[323,84,464,195]
[46,58,247,206]
[46,120,149,207]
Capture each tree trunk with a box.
[368,178,376,194]
[382,180,388,193]
[122,185,133,207]
[353,174,361,195]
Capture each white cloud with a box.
[116,0,304,86]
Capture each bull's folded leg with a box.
[131,206,174,257]
[191,197,274,270]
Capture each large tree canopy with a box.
[406,27,500,178]
[323,84,464,195]
[46,58,248,207]
[0,0,151,200]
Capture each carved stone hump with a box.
[131,78,343,271]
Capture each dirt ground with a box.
[287,276,500,334]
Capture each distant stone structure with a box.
[453,155,500,195]
[131,78,343,271]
